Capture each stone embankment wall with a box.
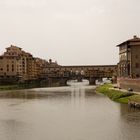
[117,78,140,92]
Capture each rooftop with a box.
[6,45,22,50]
[117,35,140,47]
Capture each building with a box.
[34,58,49,78]
[0,45,60,84]
[0,45,40,83]
[117,35,140,78]
[117,36,140,91]
[43,59,61,77]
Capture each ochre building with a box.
[0,45,36,82]
[0,45,59,84]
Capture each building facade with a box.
[0,45,59,84]
[117,35,140,78]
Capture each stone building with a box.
[0,45,39,83]
[0,45,60,84]
[34,58,49,78]
[117,35,140,78]
[43,59,61,77]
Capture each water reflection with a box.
[0,81,140,140]
[0,119,30,140]
[0,89,71,99]
[119,104,140,140]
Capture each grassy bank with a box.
[96,84,140,104]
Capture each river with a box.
[0,80,140,140]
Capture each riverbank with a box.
[0,84,40,91]
[95,84,140,105]
[0,82,68,91]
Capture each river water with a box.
[0,80,140,140]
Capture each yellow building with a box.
[0,45,41,83]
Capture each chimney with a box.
[49,59,52,64]
[133,35,138,39]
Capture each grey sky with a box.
[0,0,140,65]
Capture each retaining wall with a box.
[117,77,140,92]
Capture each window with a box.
[7,65,9,71]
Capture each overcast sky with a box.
[0,0,140,65]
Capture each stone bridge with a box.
[43,65,117,86]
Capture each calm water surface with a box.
[0,81,140,140]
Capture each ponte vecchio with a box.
[44,65,117,85]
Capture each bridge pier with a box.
[98,77,103,82]
[89,77,96,85]
[77,76,82,82]
[48,78,53,86]
[46,78,68,87]
[59,78,68,86]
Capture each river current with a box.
[0,80,140,140]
